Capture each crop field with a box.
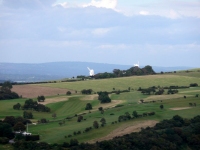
[1,72,200,145]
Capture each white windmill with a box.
[87,67,95,76]
[134,61,139,67]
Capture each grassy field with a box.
[36,74,200,92]
[0,72,200,146]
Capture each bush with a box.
[190,83,198,87]
[66,91,71,95]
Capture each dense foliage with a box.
[0,81,19,100]
[97,91,111,103]
[14,99,51,112]
[94,65,155,79]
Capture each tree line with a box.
[94,65,155,79]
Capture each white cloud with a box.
[168,10,181,19]
[139,11,149,16]
[83,0,117,9]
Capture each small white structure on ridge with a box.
[134,61,139,67]
[87,67,95,76]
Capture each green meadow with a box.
[0,71,200,144]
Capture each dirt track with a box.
[169,107,192,110]
[12,85,72,98]
[88,120,158,143]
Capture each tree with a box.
[3,116,16,126]
[85,103,92,110]
[98,91,111,103]
[93,121,99,129]
[13,122,26,131]
[37,95,45,102]
[13,103,21,110]
[125,112,131,120]
[98,107,103,111]
[0,122,13,138]
[1,81,12,92]
[100,118,106,125]
[132,111,138,118]
[66,91,71,95]
[40,118,47,123]
[52,113,57,119]
[77,116,83,122]
[23,111,33,119]
[70,139,79,146]
[160,104,164,109]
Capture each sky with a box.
[0,0,200,67]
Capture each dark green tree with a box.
[66,91,71,95]
[52,113,57,119]
[98,91,111,103]
[23,111,33,119]
[13,122,26,131]
[13,103,21,110]
[93,121,99,129]
[85,103,92,110]
[0,122,13,138]
[37,95,45,102]
[1,81,12,92]
[132,111,138,118]
[100,118,106,125]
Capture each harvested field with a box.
[95,100,124,110]
[80,94,98,100]
[169,107,192,110]
[88,120,158,143]
[38,96,69,105]
[144,94,186,101]
[12,85,72,98]
[179,90,200,93]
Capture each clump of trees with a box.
[81,89,92,94]
[37,95,45,102]
[94,65,155,79]
[168,89,178,94]
[190,83,198,87]
[13,99,50,112]
[0,81,19,100]
[97,91,111,103]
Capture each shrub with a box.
[190,83,198,87]
[66,91,71,95]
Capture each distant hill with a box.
[0,62,194,82]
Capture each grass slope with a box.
[0,72,200,145]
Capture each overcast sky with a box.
[0,0,200,67]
